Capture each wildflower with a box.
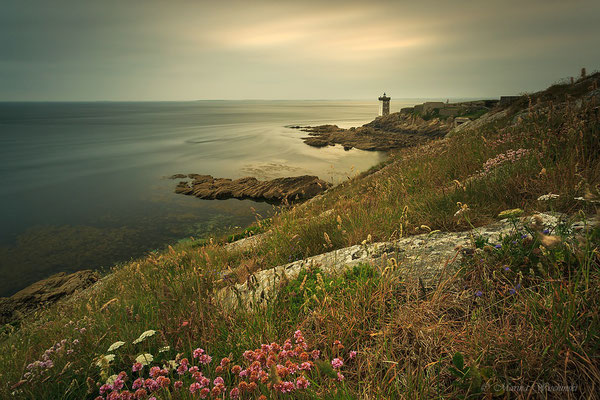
[190,382,201,394]
[145,378,159,392]
[135,353,154,366]
[216,365,223,374]
[333,340,344,350]
[189,366,199,373]
[193,348,205,358]
[176,364,188,375]
[494,244,502,249]
[299,361,313,371]
[132,362,143,373]
[504,266,510,272]
[134,388,147,399]
[133,378,144,389]
[199,387,210,399]
[99,384,112,395]
[174,381,183,390]
[156,376,170,388]
[149,366,161,378]
[212,384,224,397]
[220,357,231,368]
[132,330,156,344]
[232,365,242,375]
[96,354,115,368]
[158,346,170,353]
[275,381,295,393]
[454,202,470,217]
[73,339,80,345]
[497,208,524,219]
[337,372,345,381]
[296,375,310,389]
[198,354,212,364]
[475,290,483,297]
[230,387,240,399]
[107,341,126,352]
[331,358,343,369]
[542,229,550,235]
[214,377,225,386]
[537,193,560,201]
[349,350,357,359]
[311,349,320,360]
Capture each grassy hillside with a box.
[1,74,599,399]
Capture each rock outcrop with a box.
[173,175,331,203]
[216,213,598,310]
[0,270,99,324]
[297,113,453,151]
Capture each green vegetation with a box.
[1,74,599,399]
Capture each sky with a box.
[1,0,599,101]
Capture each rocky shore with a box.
[0,270,98,324]
[172,174,331,203]
[296,112,454,151]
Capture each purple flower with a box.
[494,244,502,249]
[475,290,483,297]
[543,229,550,234]
[504,266,510,271]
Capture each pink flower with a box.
[214,376,224,386]
[311,350,320,360]
[193,348,205,358]
[189,382,201,394]
[144,378,159,392]
[189,366,199,373]
[296,376,310,389]
[275,381,295,393]
[331,358,343,369]
[134,388,147,399]
[198,354,212,364]
[132,378,144,389]
[337,372,345,381]
[99,384,112,395]
[199,387,210,399]
[349,351,357,359]
[177,364,188,375]
[174,380,183,389]
[299,362,312,371]
[149,366,161,378]
[230,387,240,399]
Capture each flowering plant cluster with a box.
[94,330,355,399]
[21,338,80,382]
[480,148,532,175]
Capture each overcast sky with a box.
[1,0,599,101]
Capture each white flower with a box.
[106,374,118,385]
[135,353,154,366]
[158,346,171,353]
[107,341,126,352]
[537,193,560,201]
[132,330,156,344]
[95,354,115,368]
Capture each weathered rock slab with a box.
[173,175,331,203]
[217,213,598,310]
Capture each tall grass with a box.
[1,76,599,399]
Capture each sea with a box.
[0,100,419,296]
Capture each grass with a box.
[1,74,599,399]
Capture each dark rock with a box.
[174,175,331,203]
[299,113,453,151]
[0,270,99,324]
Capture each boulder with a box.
[0,270,99,324]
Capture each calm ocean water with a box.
[0,100,417,296]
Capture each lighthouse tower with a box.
[378,93,391,116]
